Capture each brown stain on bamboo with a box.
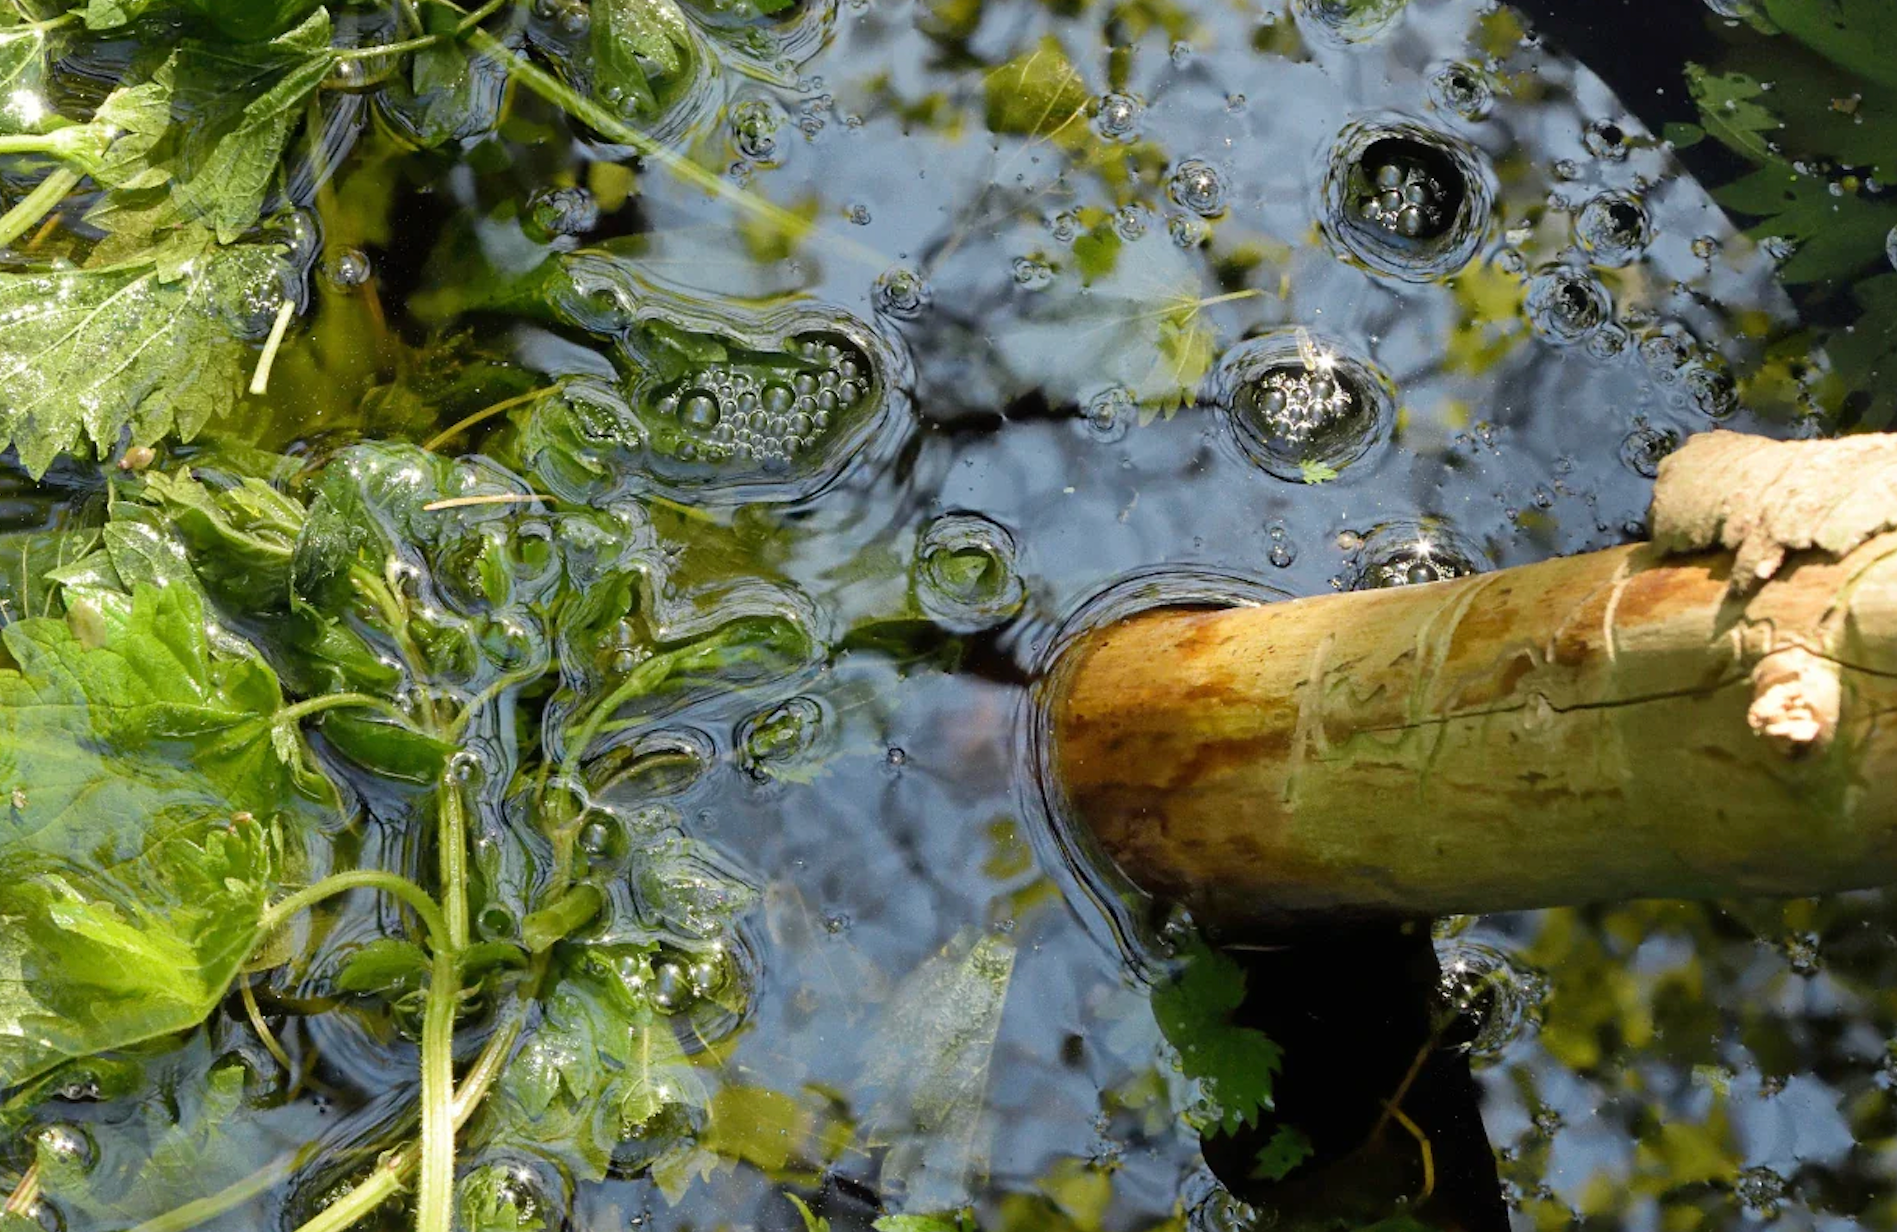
[1050,533,1897,926]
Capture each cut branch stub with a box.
[1049,432,1897,927]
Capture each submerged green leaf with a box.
[0,238,293,477]
[0,583,336,1089]
[861,931,1015,1213]
[484,944,710,1181]
[983,39,1089,138]
[1152,940,1283,1137]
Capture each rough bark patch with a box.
[1652,431,1897,591]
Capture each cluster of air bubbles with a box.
[737,695,825,779]
[1575,191,1652,267]
[1167,159,1227,217]
[1734,1166,1788,1219]
[1781,930,1822,976]
[1325,124,1490,280]
[1247,367,1354,443]
[1525,266,1612,345]
[1212,330,1394,482]
[322,247,373,289]
[1094,91,1143,140]
[1266,520,1296,568]
[1083,386,1134,442]
[651,337,867,467]
[730,96,784,162]
[914,513,1027,632]
[524,185,600,242]
[646,947,732,1013]
[1684,358,1739,418]
[531,0,590,35]
[1429,62,1493,120]
[1359,156,1447,238]
[1012,256,1054,290]
[1584,118,1631,161]
[875,266,931,318]
[1349,519,1486,589]
[1433,940,1548,1062]
[1619,422,1679,478]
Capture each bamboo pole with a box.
[1049,432,1897,925]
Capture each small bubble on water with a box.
[1084,387,1134,443]
[875,266,930,318]
[1734,1166,1786,1218]
[1693,234,1720,260]
[1781,931,1822,976]
[1168,158,1227,217]
[885,746,907,767]
[1584,119,1630,160]
[731,98,783,162]
[1619,423,1678,477]
[650,960,687,1011]
[1094,91,1143,140]
[1886,224,1897,270]
[32,1124,95,1174]
[524,185,600,241]
[323,248,373,289]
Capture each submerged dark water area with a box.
[0,0,1895,1230]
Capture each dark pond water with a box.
[3,0,1895,1230]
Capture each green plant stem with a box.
[462,28,883,269]
[287,989,530,1232]
[421,384,563,452]
[0,167,79,250]
[414,947,460,1232]
[437,773,471,951]
[276,690,408,726]
[332,33,448,63]
[258,869,451,948]
[126,1152,303,1232]
[454,0,510,32]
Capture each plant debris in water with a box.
[0,0,1893,1231]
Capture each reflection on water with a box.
[9,0,1892,1228]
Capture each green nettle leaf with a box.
[0,238,291,477]
[983,38,1090,138]
[1682,64,1779,163]
[1251,1123,1315,1181]
[0,583,337,1089]
[1761,0,1897,90]
[873,1214,978,1232]
[1712,165,1897,285]
[485,945,710,1181]
[1152,940,1283,1137]
[1827,272,1897,427]
[85,0,327,42]
[138,469,303,610]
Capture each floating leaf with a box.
[983,39,1089,138]
[0,237,291,477]
[0,583,336,1089]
